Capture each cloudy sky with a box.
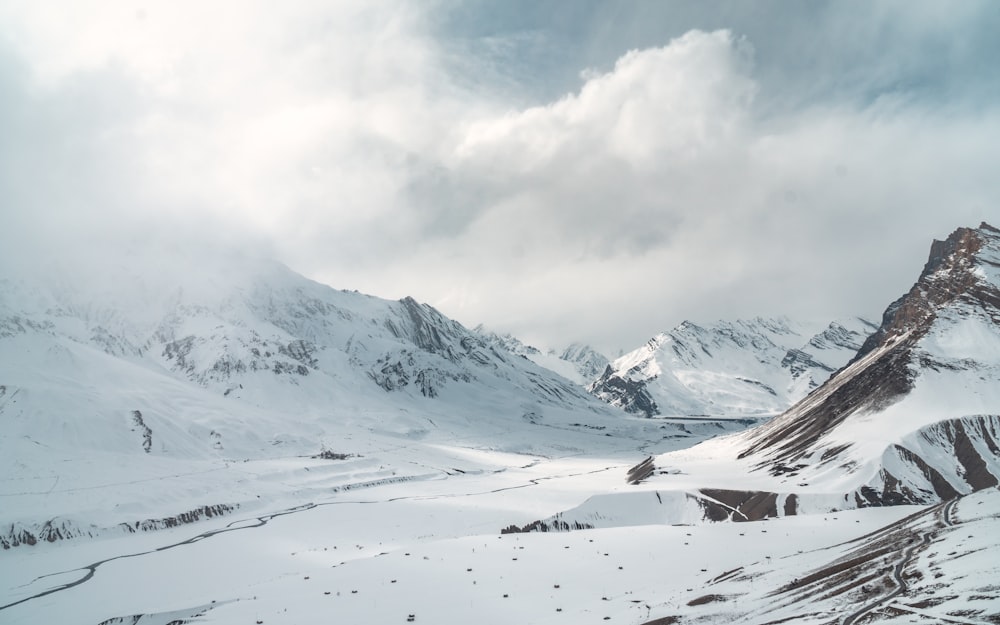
[2,1,999,353]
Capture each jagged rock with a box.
[589,365,659,417]
[131,410,152,453]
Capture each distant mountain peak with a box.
[473,327,609,386]
[589,315,875,418]
[556,343,610,382]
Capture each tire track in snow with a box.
[841,498,957,625]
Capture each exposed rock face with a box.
[741,222,1000,467]
[854,222,1000,363]
[390,296,463,357]
[590,364,660,417]
[131,410,152,453]
[627,456,656,484]
[499,517,595,534]
[1,504,238,549]
[851,415,1000,507]
[695,489,781,522]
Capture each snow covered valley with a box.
[5,447,998,625]
[3,223,1000,624]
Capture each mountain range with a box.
[1,223,998,625]
[589,315,878,418]
[529,223,1000,523]
[0,251,747,550]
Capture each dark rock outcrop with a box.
[500,514,594,534]
[1,504,238,549]
[131,410,152,453]
[695,489,781,522]
[589,364,659,417]
[627,456,656,484]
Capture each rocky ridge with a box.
[741,222,1000,468]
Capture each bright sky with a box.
[1,1,998,353]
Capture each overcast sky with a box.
[2,1,999,354]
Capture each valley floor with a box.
[4,442,997,625]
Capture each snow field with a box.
[1,450,925,625]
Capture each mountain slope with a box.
[589,316,876,418]
[0,257,609,422]
[736,222,1000,504]
[646,488,1000,625]
[0,253,749,549]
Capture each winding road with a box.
[842,497,958,625]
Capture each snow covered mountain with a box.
[0,256,608,419]
[589,315,877,417]
[556,343,611,383]
[475,328,610,386]
[0,252,746,550]
[3,226,999,625]
[739,221,1000,505]
[529,223,1000,533]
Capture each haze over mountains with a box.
[0,247,749,550]
[1,223,999,625]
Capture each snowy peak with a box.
[389,296,468,358]
[474,326,544,360]
[474,328,610,386]
[738,222,1000,504]
[855,221,1000,360]
[0,257,618,441]
[781,318,877,382]
[589,316,875,418]
[557,343,610,383]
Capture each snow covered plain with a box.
[8,448,996,625]
[1,440,949,625]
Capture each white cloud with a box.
[457,30,755,168]
[347,29,1000,352]
[1,4,998,354]
[0,0,457,262]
